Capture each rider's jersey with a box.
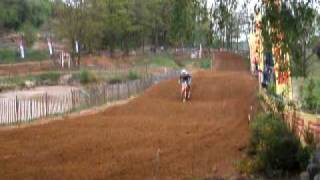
[180,74,192,85]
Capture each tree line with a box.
[0,0,251,56]
[52,0,215,56]
[259,0,320,77]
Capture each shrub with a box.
[249,113,311,176]
[108,76,122,84]
[79,70,97,84]
[302,79,319,113]
[199,58,211,69]
[127,71,139,80]
[38,72,61,83]
[236,158,259,175]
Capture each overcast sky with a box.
[207,0,320,14]
[207,0,259,15]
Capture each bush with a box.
[127,71,139,80]
[236,158,259,175]
[78,70,97,84]
[199,58,211,69]
[302,79,319,113]
[108,76,122,84]
[249,113,311,176]
[38,72,61,82]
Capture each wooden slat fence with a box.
[0,70,178,125]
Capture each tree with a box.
[211,0,238,49]
[53,0,213,57]
[260,0,318,77]
[0,0,51,33]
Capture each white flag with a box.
[75,41,79,53]
[47,38,53,55]
[19,39,25,59]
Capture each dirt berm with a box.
[0,52,258,180]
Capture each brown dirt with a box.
[0,55,139,76]
[0,52,258,180]
[0,61,56,76]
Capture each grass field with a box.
[149,55,180,68]
[292,56,320,112]
[0,48,49,64]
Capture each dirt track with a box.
[0,52,258,179]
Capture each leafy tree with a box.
[260,0,318,77]
[0,0,51,33]
[210,0,239,49]
[52,0,213,58]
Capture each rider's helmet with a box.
[181,69,188,75]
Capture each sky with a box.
[207,0,320,14]
[207,0,259,15]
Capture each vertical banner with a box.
[19,36,25,59]
[61,51,64,68]
[75,40,79,53]
[47,37,53,56]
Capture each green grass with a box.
[199,58,212,69]
[127,71,140,80]
[72,70,98,85]
[309,57,320,77]
[0,49,17,63]
[0,48,49,64]
[36,72,61,83]
[0,71,63,89]
[305,57,320,102]
[149,55,179,68]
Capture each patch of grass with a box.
[0,49,18,63]
[150,55,179,68]
[309,56,320,77]
[77,70,98,84]
[24,72,62,86]
[0,71,62,90]
[199,58,211,69]
[301,78,320,113]
[37,72,61,82]
[0,48,49,64]
[180,59,194,67]
[127,71,140,80]
[26,49,49,61]
[108,76,123,84]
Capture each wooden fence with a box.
[0,70,178,126]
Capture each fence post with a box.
[71,89,74,110]
[45,93,48,117]
[15,96,19,124]
[103,83,107,103]
[127,81,130,98]
[30,99,33,122]
[117,82,120,100]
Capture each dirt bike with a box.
[181,82,191,103]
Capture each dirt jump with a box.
[0,52,258,179]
